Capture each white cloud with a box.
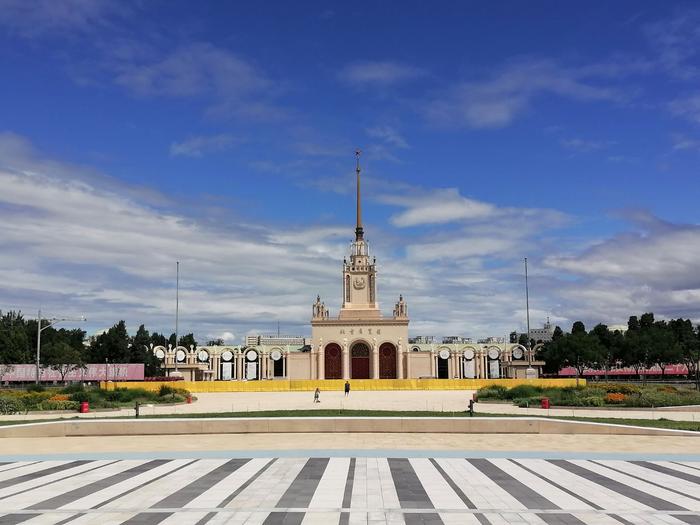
[337,61,425,87]
[108,42,287,121]
[382,188,496,227]
[645,8,700,79]
[672,134,700,151]
[366,126,409,149]
[668,93,700,124]
[560,138,613,153]
[424,59,625,129]
[2,133,699,342]
[114,42,269,98]
[0,0,121,37]
[170,134,239,157]
[545,224,700,290]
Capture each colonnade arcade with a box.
[417,344,534,379]
[154,345,290,381]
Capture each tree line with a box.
[0,311,205,378]
[539,313,700,386]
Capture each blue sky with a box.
[1,0,699,342]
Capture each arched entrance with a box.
[351,342,370,379]
[324,343,342,379]
[378,343,397,379]
[437,352,449,379]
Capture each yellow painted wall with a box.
[101,378,584,392]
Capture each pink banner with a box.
[0,364,145,382]
[559,364,689,376]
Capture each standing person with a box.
[344,381,350,397]
[314,387,320,403]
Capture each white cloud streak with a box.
[170,134,239,157]
[424,59,631,129]
[337,61,425,87]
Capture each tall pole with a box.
[175,261,179,373]
[525,257,532,366]
[36,309,41,384]
[355,149,363,241]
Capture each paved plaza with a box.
[0,454,699,524]
[1,391,699,422]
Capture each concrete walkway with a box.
[1,433,699,455]
[1,390,699,421]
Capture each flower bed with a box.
[476,383,700,408]
[0,384,191,414]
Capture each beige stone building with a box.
[156,153,542,381]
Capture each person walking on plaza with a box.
[344,381,350,397]
[314,387,320,403]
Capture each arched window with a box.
[369,275,375,302]
[345,275,350,302]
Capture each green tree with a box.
[43,341,86,383]
[207,338,225,346]
[648,320,681,379]
[669,318,700,389]
[178,333,197,350]
[517,333,529,347]
[627,315,640,332]
[130,324,162,377]
[552,326,564,341]
[0,310,30,364]
[150,332,168,348]
[571,321,586,335]
[88,321,130,362]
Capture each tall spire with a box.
[355,149,364,241]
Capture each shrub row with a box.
[476,383,700,408]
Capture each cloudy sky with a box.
[1,1,699,343]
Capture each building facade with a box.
[156,153,541,381]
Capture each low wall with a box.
[100,378,584,393]
[0,416,694,438]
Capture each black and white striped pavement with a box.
[0,457,698,524]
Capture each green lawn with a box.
[0,409,698,431]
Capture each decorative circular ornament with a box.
[246,350,258,362]
[197,350,209,362]
[487,348,500,360]
[221,350,233,362]
[439,349,450,360]
[463,349,474,360]
[271,350,282,361]
[353,276,366,289]
[176,349,186,362]
[512,347,524,360]
[154,348,165,360]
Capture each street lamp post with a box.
[35,309,86,384]
[524,258,536,379]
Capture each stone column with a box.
[342,340,350,380]
[406,349,412,379]
[372,340,379,379]
[396,340,404,379]
[310,347,316,380]
[318,344,325,380]
[429,350,436,378]
[236,352,243,380]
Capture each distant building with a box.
[245,335,310,347]
[442,336,472,344]
[529,318,555,342]
[477,336,505,344]
[408,336,434,344]
[154,154,542,381]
